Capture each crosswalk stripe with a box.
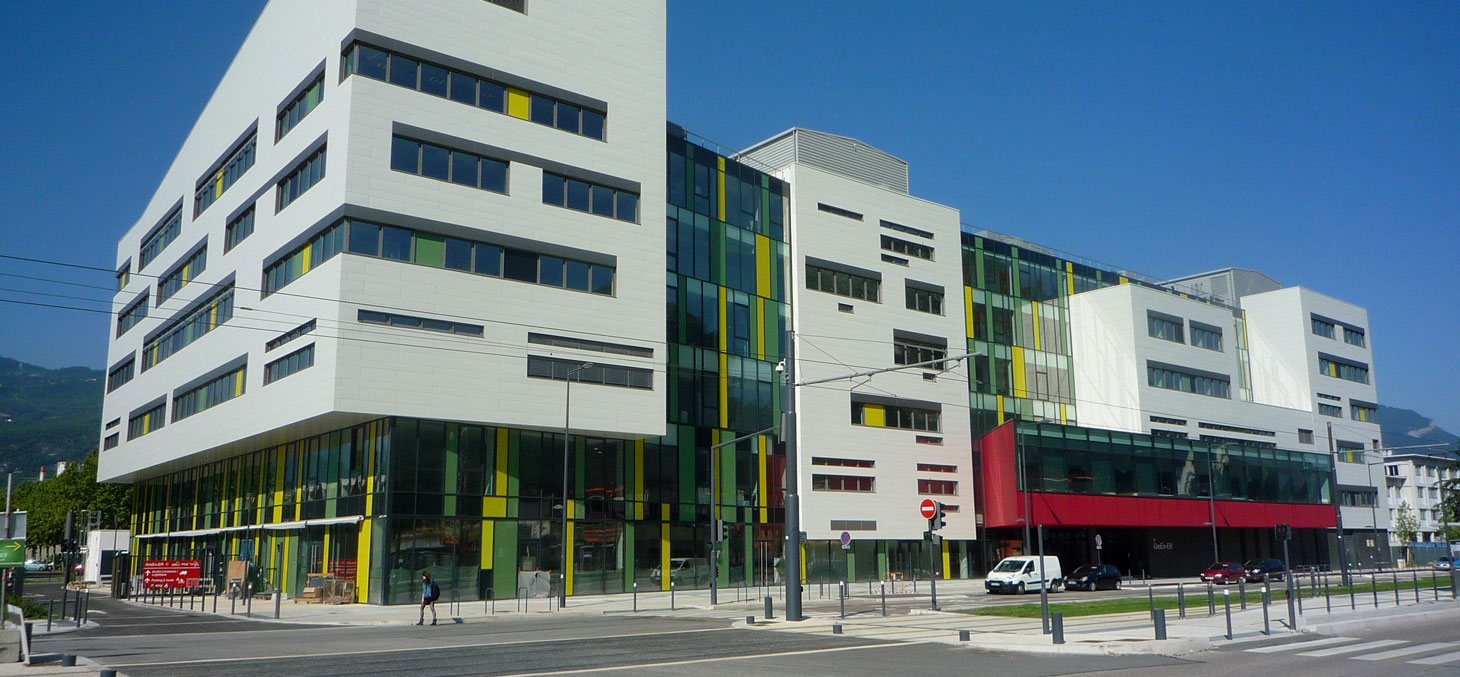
[1246,637,1354,653]
[1299,639,1408,657]
[1409,650,1460,666]
[1354,642,1457,661]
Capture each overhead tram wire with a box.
[1,252,671,349]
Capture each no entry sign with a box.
[143,559,201,589]
[920,498,937,519]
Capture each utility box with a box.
[83,530,130,583]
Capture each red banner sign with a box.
[143,559,201,589]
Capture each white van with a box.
[984,556,1063,594]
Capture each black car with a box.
[1064,564,1122,591]
[1243,558,1286,582]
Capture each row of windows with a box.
[1148,315,1183,343]
[1150,415,1188,425]
[142,286,235,371]
[390,136,507,194]
[881,235,933,261]
[128,402,166,441]
[918,479,957,495]
[1191,325,1222,351]
[277,146,326,210]
[1351,403,1377,422]
[811,474,873,492]
[106,358,135,393]
[1311,316,1335,339]
[1317,392,1342,401]
[905,286,944,315]
[1312,315,1368,348]
[542,172,639,223]
[1343,327,1365,347]
[195,134,256,217]
[139,209,182,270]
[157,246,207,304]
[893,336,946,369]
[224,207,254,252]
[526,333,653,359]
[103,433,118,450]
[264,344,314,385]
[172,366,245,422]
[918,463,957,473]
[358,309,484,337]
[811,457,874,468]
[1200,434,1276,449]
[1148,365,1231,399]
[881,219,933,240]
[1319,403,1343,417]
[117,293,149,337]
[344,43,605,141]
[1298,429,1314,444]
[526,355,652,390]
[1319,356,1369,384]
[1197,421,1275,437]
[267,319,315,352]
[805,263,880,302]
[816,203,862,220]
[851,401,942,432]
[277,74,323,140]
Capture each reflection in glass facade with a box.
[1015,421,1333,505]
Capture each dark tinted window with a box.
[554,103,580,133]
[580,109,605,140]
[421,144,449,180]
[448,72,477,104]
[450,153,478,187]
[420,63,448,97]
[390,137,420,173]
[381,226,412,261]
[591,185,614,217]
[357,46,388,79]
[479,81,505,112]
[503,249,536,282]
[481,158,507,193]
[388,55,418,88]
[474,244,501,276]
[444,239,472,271]
[348,221,380,256]
[566,179,590,211]
[539,256,564,287]
[530,96,555,125]
[542,173,565,205]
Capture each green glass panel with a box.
[414,232,445,268]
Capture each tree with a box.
[11,451,131,549]
[1393,501,1419,562]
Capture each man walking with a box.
[417,571,440,625]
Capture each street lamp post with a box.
[1207,446,1221,563]
[559,362,593,609]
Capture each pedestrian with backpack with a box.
[417,571,440,625]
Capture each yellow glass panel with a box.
[506,87,530,119]
[862,403,885,427]
[356,520,372,601]
[1012,346,1027,397]
[716,156,726,221]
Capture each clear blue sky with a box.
[1,2,1455,431]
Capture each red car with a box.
[1199,562,1245,584]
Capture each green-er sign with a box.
[0,539,24,567]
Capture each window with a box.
[172,365,246,422]
[264,344,315,384]
[1351,403,1377,422]
[106,357,135,393]
[485,0,526,12]
[390,136,508,194]
[1319,354,1369,384]
[277,72,324,140]
[917,463,957,473]
[1343,327,1365,347]
[905,285,943,314]
[806,263,880,302]
[262,219,347,295]
[811,474,874,492]
[194,132,256,216]
[103,434,119,450]
[266,320,315,352]
[881,254,908,266]
[918,479,957,495]
[1150,415,1187,426]
[1318,403,1342,417]
[157,245,207,304]
[117,293,148,337]
[1190,323,1223,351]
[342,42,605,140]
[541,171,637,222]
[1147,364,1230,398]
[277,146,326,210]
[526,355,652,389]
[1335,441,1364,464]
[115,264,129,291]
[127,402,165,440]
[139,208,182,270]
[1197,422,1275,437]
[811,457,874,468]
[1340,490,1376,508]
[881,235,933,261]
[1298,429,1314,444]
[816,203,862,220]
[915,435,943,445]
[527,333,653,358]
[1385,465,1400,477]
[141,286,234,371]
[224,206,255,252]
[1148,313,1184,343]
[851,401,941,432]
[1317,392,1341,401]
[880,219,933,239]
[358,309,484,336]
[1151,429,1189,439]
[1311,316,1336,339]
[893,336,945,368]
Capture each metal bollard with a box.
[1324,575,1331,613]
[231,588,237,615]
[633,582,637,613]
[1262,585,1271,635]
[670,582,675,611]
[1285,576,1296,629]
[1208,583,1215,616]
[1349,573,1356,609]
[47,599,53,632]
[959,629,970,642]
[1372,573,1379,607]
[764,595,773,620]
[1223,591,1233,640]
[273,591,281,619]
[1239,579,1247,610]
[1178,583,1185,618]
[881,581,887,617]
[1296,580,1303,615]
[61,654,76,667]
[1394,571,1400,606]
[832,623,842,634]
[1435,571,1441,601]
[1052,612,1065,645]
[839,582,846,618]
[1414,569,1421,604]
[1153,608,1167,640]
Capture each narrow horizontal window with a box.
[127,402,166,440]
[172,365,246,422]
[1190,324,1222,351]
[905,285,944,315]
[806,262,880,302]
[893,336,945,368]
[141,285,234,371]
[1350,403,1377,422]
[264,344,315,384]
[527,333,652,358]
[390,135,508,195]
[541,171,637,222]
[224,206,255,252]
[918,479,957,495]
[811,474,874,492]
[880,219,933,239]
[1318,354,1368,384]
[526,355,652,390]
[117,292,149,337]
[139,208,182,270]
[1197,421,1274,437]
[277,72,324,140]
[881,235,933,261]
[1318,403,1342,417]
[851,401,941,432]
[816,203,862,220]
[157,245,207,304]
[106,357,135,393]
[1147,364,1230,399]
[195,132,257,216]
[1147,313,1184,343]
[277,145,326,210]
[916,463,956,473]
[811,457,874,468]
[266,319,316,352]
[357,309,483,336]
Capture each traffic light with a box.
[935,502,947,531]
[1275,523,1290,542]
[714,518,730,543]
